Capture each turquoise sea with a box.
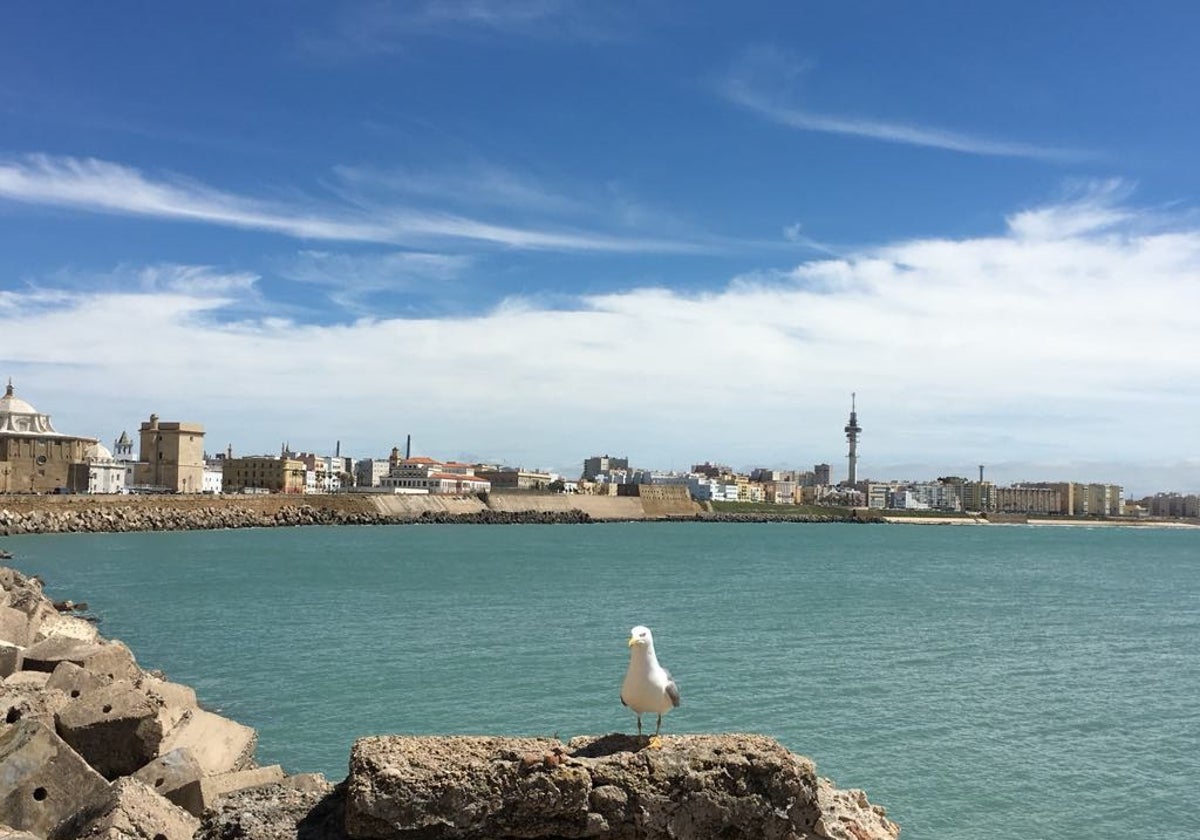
[4,522,1198,839]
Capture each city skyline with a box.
[1,3,1198,496]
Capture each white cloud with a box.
[719,48,1094,162]
[0,154,704,254]
[2,191,1198,494]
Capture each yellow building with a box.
[0,380,97,494]
[133,414,205,493]
[222,455,306,494]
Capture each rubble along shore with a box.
[0,494,867,536]
[1,564,900,840]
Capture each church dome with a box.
[0,382,38,416]
[0,379,61,435]
[86,442,114,462]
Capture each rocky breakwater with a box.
[0,566,320,840]
[2,565,899,840]
[0,502,594,535]
[0,504,381,535]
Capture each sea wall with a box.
[1,565,900,839]
[0,490,703,536]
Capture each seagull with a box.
[620,625,680,747]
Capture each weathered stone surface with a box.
[32,611,100,645]
[2,683,69,732]
[0,643,21,679]
[3,671,50,690]
[51,776,199,840]
[21,636,102,673]
[45,660,108,701]
[195,779,344,840]
[0,824,43,840]
[173,764,287,817]
[0,719,110,838]
[138,673,197,733]
[814,780,900,840]
[55,682,163,779]
[159,707,257,776]
[132,747,204,805]
[77,640,140,684]
[343,733,885,840]
[0,606,38,647]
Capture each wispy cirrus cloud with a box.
[305,0,624,56]
[0,154,705,254]
[719,47,1095,163]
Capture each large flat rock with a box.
[344,733,898,840]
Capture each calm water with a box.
[4,522,1198,839]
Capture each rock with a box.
[44,659,108,704]
[173,764,287,817]
[158,707,257,776]
[132,747,205,807]
[50,776,200,840]
[0,825,43,840]
[0,719,110,838]
[342,733,894,840]
[1,683,69,732]
[55,682,164,779]
[0,606,38,647]
[0,643,22,679]
[814,780,900,840]
[195,780,344,840]
[138,673,198,733]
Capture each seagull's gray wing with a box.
[666,674,681,707]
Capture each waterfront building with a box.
[354,458,390,488]
[202,464,223,494]
[380,456,491,495]
[222,455,306,494]
[582,454,629,481]
[1144,492,1200,518]
[134,414,205,493]
[77,442,127,494]
[814,463,831,486]
[0,379,97,494]
[476,468,555,490]
[993,485,1061,515]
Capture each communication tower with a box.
[844,393,862,486]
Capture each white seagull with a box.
[620,625,681,747]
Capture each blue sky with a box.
[2,1,1199,494]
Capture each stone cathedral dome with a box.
[0,379,60,436]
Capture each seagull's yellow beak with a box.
[627,636,636,647]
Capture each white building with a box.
[380,456,491,495]
[203,465,223,494]
[83,442,126,494]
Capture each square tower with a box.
[134,414,205,493]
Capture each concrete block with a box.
[139,674,197,734]
[3,671,49,690]
[50,777,199,840]
[78,641,140,684]
[132,747,203,805]
[172,764,285,817]
[0,606,37,647]
[22,638,136,683]
[55,683,163,779]
[0,825,42,839]
[2,684,70,733]
[0,643,21,679]
[158,708,256,776]
[20,636,102,673]
[0,719,110,838]
[32,612,99,644]
[45,660,107,701]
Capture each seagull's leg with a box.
[636,714,642,737]
[648,715,664,750]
